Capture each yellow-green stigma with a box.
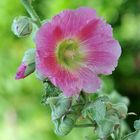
[55,39,86,71]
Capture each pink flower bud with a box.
[15,49,35,80]
[15,63,27,80]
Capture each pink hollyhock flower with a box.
[35,7,121,96]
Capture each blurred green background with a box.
[0,0,140,140]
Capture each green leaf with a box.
[94,100,106,123]
[122,131,140,140]
[97,114,120,139]
[128,131,140,140]
[134,119,140,130]
[122,119,140,140]
[41,81,61,104]
[44,81,61,96]
[82,96,108,124]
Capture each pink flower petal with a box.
[36,51,61,77]
[51,70,82,96]
[77,18,121,74]
[78,68,101,93]
[77,19,113,41]
[87,51,118,74]
[51,7,97,37]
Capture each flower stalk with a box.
[121,131,137,140]
[74,124,94,128]
[21,0,41,27]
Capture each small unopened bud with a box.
[12,16,33,37]
[15,48,35,80]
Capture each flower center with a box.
[55,39,86,71]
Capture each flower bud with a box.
[12,16,33,37]
[47,95,71,120]
[15,48,35,80]
[54,113,78,136]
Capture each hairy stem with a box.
[21,0,41,27]
[74,124,94,128]
[121,131,137,140]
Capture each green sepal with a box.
[24,62,35,76]
[54,113,78,136]
[47,94,72,120]
[20,48,35,77]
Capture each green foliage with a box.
[42,90,129,139]
[82,95,128,139]
[82,96,108,124]
[42,81,61,100]
[122,119,140,140]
